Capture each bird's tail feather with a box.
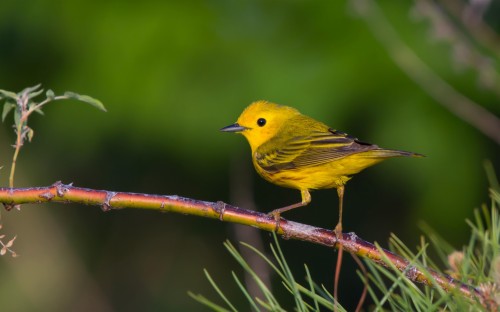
[365,148,424,158]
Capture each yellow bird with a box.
[221,100,422,235]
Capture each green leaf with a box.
[231,271,260,311]
[34,108,45,116]
[14,106,21,127]
[46,89,55,100]
[2,102,16,122]
[27,102,45,116]
[27,127,34,142]
[19,84,42,97]
[188,292,231,312]
[27,88,44,101]
[0,89,18,101]
[64,91,107,112]
[203,269,238,312]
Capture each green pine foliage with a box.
[189,235,344,311]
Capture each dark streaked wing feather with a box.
[255,129,378,173]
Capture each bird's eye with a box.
[257,118,266,127]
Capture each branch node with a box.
[39,191,54,200]
[405,265,419,281]
[280,229,291,240]
[347,231,359,241]
[273,217,283,234]
[53,181,71,197]
[214,201,226,221]
[102,191,117,212]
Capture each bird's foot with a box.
[267,210,282,232]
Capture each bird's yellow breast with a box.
[253,152,385,191]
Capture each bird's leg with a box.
[268,189,311,222]
[333,185,345,305]
[334,185,344,238]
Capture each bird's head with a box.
[220,100,300,151]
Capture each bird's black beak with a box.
[220,123,247,133]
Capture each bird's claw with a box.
[268,211,282,232]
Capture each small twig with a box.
[9,95,90,187]
[27,95,68,115]
[441,0,500,55]
[2,85,105,188]
[0,235,18,257]
[334,247,343,311]
[9,131,22,188]
[0,182,482,301]
[352,0,500,145]
[351,254,368,312]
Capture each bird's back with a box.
[253,115,422,190]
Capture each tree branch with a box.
[0,181,482,302]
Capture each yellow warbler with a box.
[221,100,422,234]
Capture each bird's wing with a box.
[255,129,377,172]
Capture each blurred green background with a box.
[1,0,499,310]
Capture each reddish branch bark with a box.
[0,181,481,301]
